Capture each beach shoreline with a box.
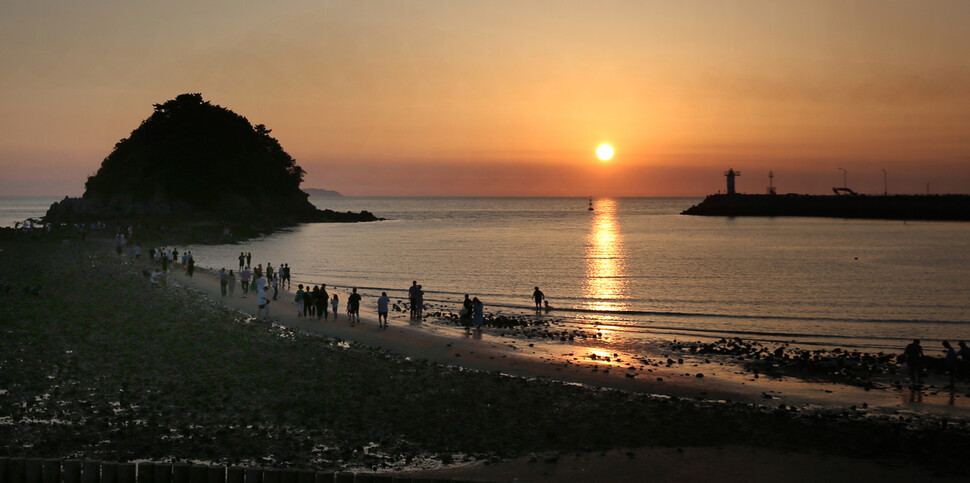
[174,252,970,418]
[2,233,969,481]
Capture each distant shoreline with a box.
[302,188,343,197]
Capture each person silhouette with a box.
[943,341,957,388]
[408,281,419,319]
[532,287,545,310]
[377,291,390,328]
[903,339,924,388]
[472,297,484,331]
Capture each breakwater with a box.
[682,194,970,221]
[0,457,484,483]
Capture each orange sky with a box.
[2,1,968,196]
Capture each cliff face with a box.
[45,94,375,224]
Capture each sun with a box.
[596,144,614,161]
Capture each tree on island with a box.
[46,93,376,226]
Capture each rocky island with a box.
[44,93,378,241]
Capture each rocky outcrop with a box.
[45,93,377,225]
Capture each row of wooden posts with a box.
[0,458,490,483]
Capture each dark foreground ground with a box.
[1,232,969,479]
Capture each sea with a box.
[0,196,61,228]
[6,196,970,355]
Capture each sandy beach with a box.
[176,253,970,416]
[2,233,969,481]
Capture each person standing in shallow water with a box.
[904,339,924,387]
[246,252,252,268]
[408,281,419,319]
[532,286,545,310]
[227,270,235,296]
[330,293,340,321]
[238,252,245,271]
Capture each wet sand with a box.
[166,261,970,481]
[174,264,970,418]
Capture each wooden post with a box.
[154,464,173,483]
[262,469,280,483]
[207,466,225,483]
[82,461,101,483]
[226,468,244,483]
[61,461,82,483]
[100,462,117,483]
[243,468,262,483]
[42,460,60,483]
[7,458,25,483]
[171,464,191,483]
[188,466,207,483]
[117,464,135,483]
[24,459,42,483]
[138,463,156,483]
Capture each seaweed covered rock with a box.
[45,93,377,225]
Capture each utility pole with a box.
[882,169,887,196]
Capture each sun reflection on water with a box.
[584,198,628,313]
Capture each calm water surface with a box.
[179,197,970,354]
[0,196,59,228]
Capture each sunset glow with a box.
[1,2,969,196]
[596,144,614,162]
[584,198,628,313]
